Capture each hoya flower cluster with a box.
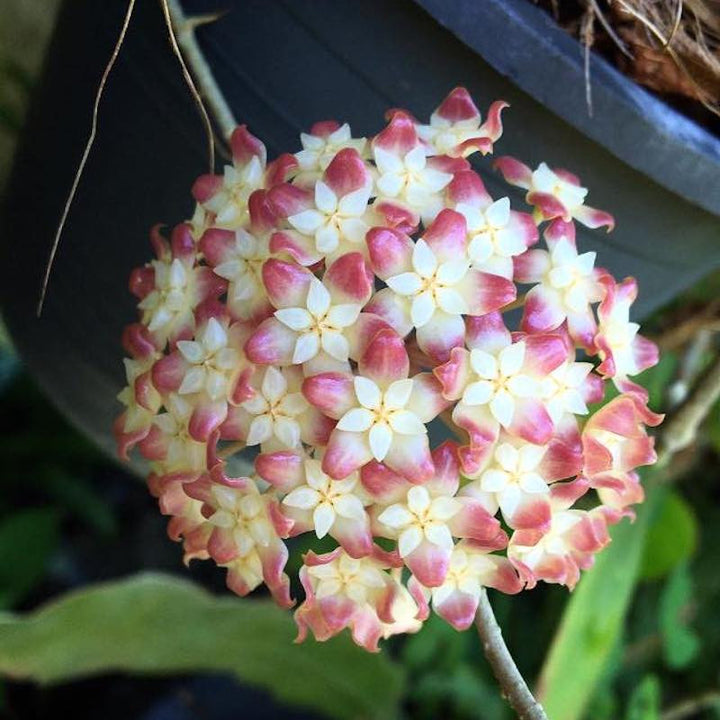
[115,88,662,651]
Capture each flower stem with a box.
[475,589,548,720]
[165,0,238,142]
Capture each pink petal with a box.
[523,334,568,375]
[302,406,337,447]
[372,111,419,155]
[324,148,371,197]
[434,347,472,400]
[407,373,452,423]
[366,227,414,279]
[189,399,228,442]
[513,249,550,284]
[465,311,511,353]
[494,156,533,189]
[229,125,267,166]
[122,323,158,359]
[199,228,234,267]
[364,288,413,337]
[574,204,615,231]
[191,174,222,203]
[265,153,298,187]
[426,441,461,495]
[458,269,516,315]
[324,252,374,304]
[254,450,305,492]
[262,258,313,308]
[447,169,493,207]
[478,99,508,143]
[269,230,323,266]
[434,591,479,631]
[257,538,293,608]
[373,199,420,235]
[522,285,565,334]
[435,86,480,123]
[406,540,451,588]
[422,209,467,261]
[332,515,374,558]
[450,498,507,547]
[302,372,356,419]
[322,429,373,479]
[346,312,394,361]
[507,397,554,445]
[248,189,280,234]
[527,191,568,221]
[504,493,552,531]
[267,182,312,219]
[416,311,466,363]
[360,461,411,503]
[244,318,296,365]
[544,218,576,249]
[384,433,435,483]
[358,328,410,386]
[129,266,155,300]
[152,352,186,394]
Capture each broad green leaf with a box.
[537,480,663,720]
[640,491,698,580]
[625,675,660,720]
[0,507,59,608]
[0,573,404,720]
[659,563,701,670]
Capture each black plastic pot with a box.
[2,0,719,459]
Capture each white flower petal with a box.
[411,291,436,328]
[389,410,426,435]
[412,239,438,278]
[313,503,336,538]
[490,391,515,427]
[288,209,325,235]
[437,260,470,285]
[275,307,313,331]
[246,415,273,445]
[354,376,382,409]
[334,494,366,521]
[386,272,423,296]
[436,287,469,315]
[314,180,338,214]
[378,504,414,529]
[369,422,393,461]
[338,186,371,217]
[178,366,206,395]
[470,349,498,379]
[177,340,204,364]
[321,331,350,362]
[274,416,301,448]
[499,342,525,376]
[293,332,321,364]
[407,485,431,514]
[398,526,423,557]
[424,522,454,551]
[485,197,511,227]
[261,366,287,402]
[283,487,322,510]
[337,407,374,432]
[326,304,361,328]
[462,380,493,406]
[315,224,340,254]
[384,378,414,410]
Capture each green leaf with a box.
[639,490,698,580]
[0,572,404,720]
[659,563,701,670]
[625,675,660,720]
[0,508,59,608]
[537,479,664,720]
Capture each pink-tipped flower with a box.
[417,87,508,158]
[116,87,662,652]
[495,157,615,230]
[595,275,660,396]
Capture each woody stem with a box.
[475,589,548,720]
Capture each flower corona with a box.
[116,87,662,651]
